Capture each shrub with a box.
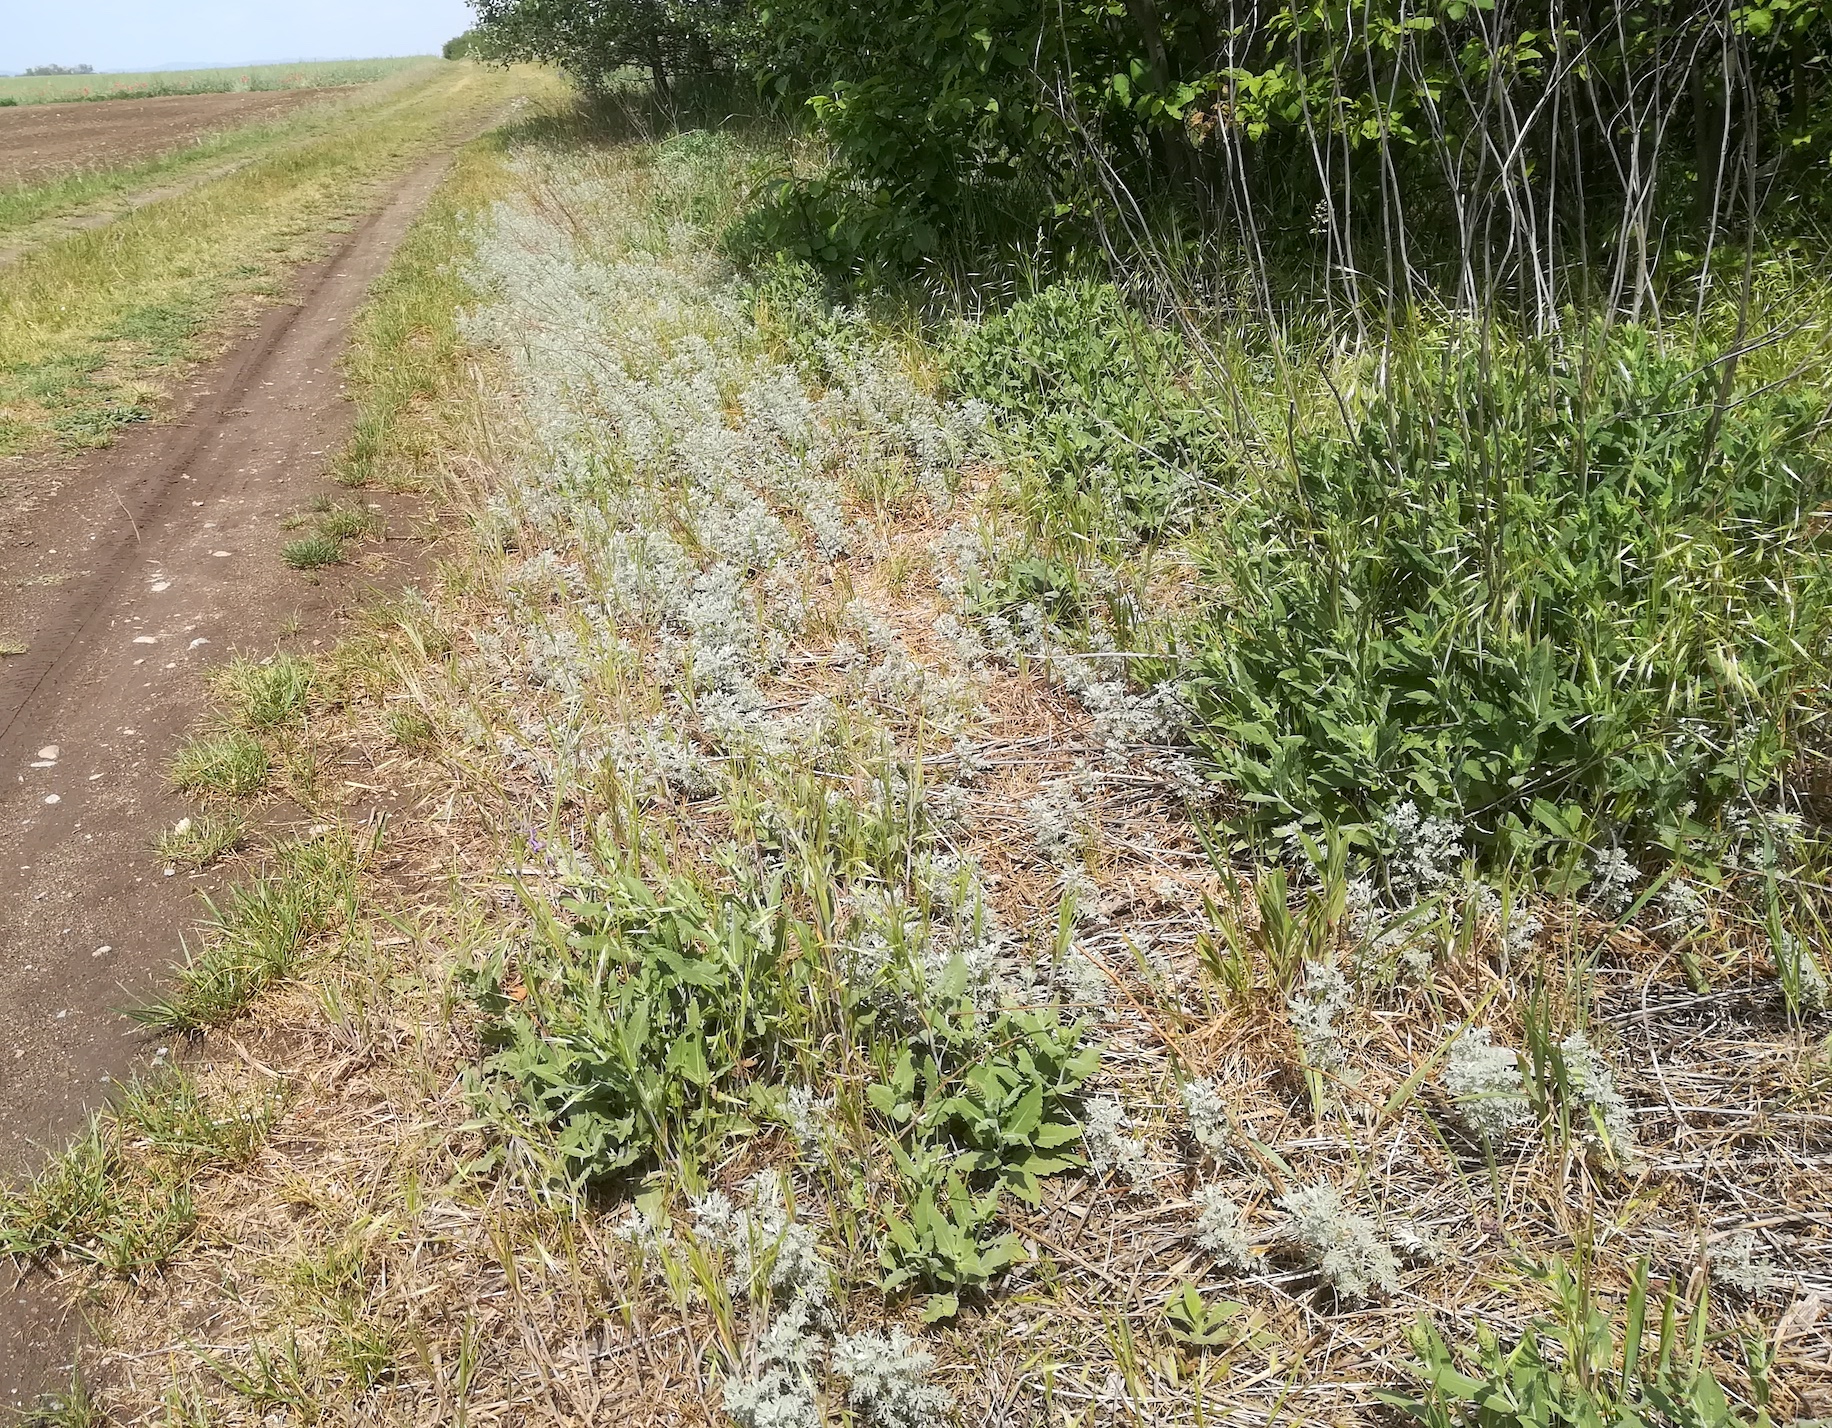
[1444,1027,1531,1144]
[948,282,1222,539]
[1276,1183,1400,1302]
[1175,326,1832,865]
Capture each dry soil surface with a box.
[0,90,334,187]
[0,140,461,1411]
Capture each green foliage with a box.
[0,1069,277,1272]
[469,0,743,96]
[867,997,1094,1204]
[468,858,813,1188]
[155,813,245,868]
[170,730,269,797]
[877,1167,1021,1323]
[134,834,359,1032]
[866,975,1096,1316]
[1163,1284,1272,1350]
[948,281,1224,538]
[214,654,314,730]
[1172,326,1832,862]
[283,533,345,570]
[1381,1258,1766,1428]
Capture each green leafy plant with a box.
[865,979,1096,1317]
[877,1161,1023,1323]
[949,281,1224,540]
[468,857,813,1189]
[868,1002,1094,1205]
[1163,1284,1272,1351]
[1173,326,1832,865]
[1381,1257,1767,1428]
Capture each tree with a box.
[467,0,742,97]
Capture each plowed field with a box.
[0,90,333,187]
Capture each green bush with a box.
[1174,325,1832,862]
[948,281,1223,538]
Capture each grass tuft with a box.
[316,502,379,541]
[133,832,358,1032]
[0,1067,277,1273]
[154,813,245,868]
[213,653,314,730]
[170,730,268,797]
[281,533,344,570]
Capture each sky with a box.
[0,0,474,74]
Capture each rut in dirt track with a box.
[0,140,463,1408]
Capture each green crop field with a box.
[0,56,431,106]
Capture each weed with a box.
[170,730,268,797]
[0,635,28,655]
[0,1068,275,1272]
[1163,1285,1271,1352]
[213,653,313,729]
[155,814,245,868]
[386,705,436,750]
[830,1328,952,1428]
[1382,1258,1759,1428]
[1444,1027,1532,1145]
[1172,329,1832,866]
[467,855,815,1188]
[1276,1184,1401,1303]
[133,833,358,1032]
[282,533,344,570]
[1191,1187,1259,1273]
[317,503,379,541]
[13,1379,104,1428]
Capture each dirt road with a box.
[0,90,335,187]
[0,137,466,1410]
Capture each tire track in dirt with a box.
[0,134,472,1410]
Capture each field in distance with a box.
[0,57,429,107]
[0,90,363,189]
